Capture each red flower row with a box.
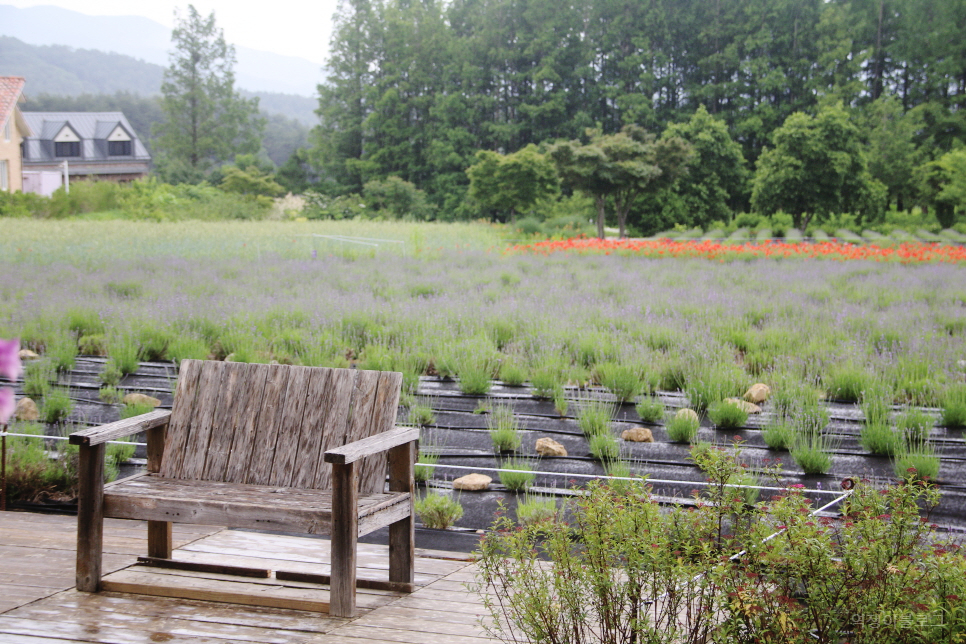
[505,237,966,263]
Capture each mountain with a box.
[0,36,319,126]
[0,4,324,97]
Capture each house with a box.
[0,76,30,193]
[21,111,151,195]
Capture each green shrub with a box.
[406,399,436,426]
[860,423,901,456]
[665,410,700,443]
[595,362,642,403]
[576,398,614,437]
[499,360,527,386]
[826,365,871,402]
[22,359,54,400]
[64,307,105,338]
[415,492,463,529]
[120,401,156,420]
[167,334,210,362]
[2,422,78,502]
[78,334,107,356]
[98,386,123,404]
[530,362,563,398]
[458,360,492,395]
[107,332,140,375]
[515,493,558,526]
[488,405,521,452]
[762,414,794,451]
[707,400,748,429]
[589,433,620,462]
[941,384,966,428]
[499,459,535,492]
[552,385,569,417]
[41,387,73,423]
[99,360,123,387]
[414,449,439,484]
[635,397,664,423]
[47,332,78,373]
[684,363,745,411]
[791,429,833,474]
[896,407,933,445]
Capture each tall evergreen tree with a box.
[154,5,263,182]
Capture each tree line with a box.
[309,0,966,233]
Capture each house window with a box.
[55,141,81,157]
[108,140,132,156]
[3,121,9,142]
[0,159,8,191]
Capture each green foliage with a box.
[218,161,286,200]
[665,410,699,444]
[634,397,664,423]
[406,399,436,427]
[22,359,54,400]
[414,449,439,484]
[40,387,73,424]
[917,148,966,227]
[595,362,642,403]
[467,146,558,223]
[498,359,527,387]
[684,363,745,412]
[120,400,156,420]
[499,459,535,492]
[826,364,872,402]
[861,422,901,456]
[707,400,749,429]
[154,6,263,177]
[762,413,795,451]
[98,386,123,404]
[576,398,614,437]
[791,430,833,475]
[488,405,522,453]
[2,422,78,503]
[514,493,558,526]
[588,432,620,462]
[363,176,436,220]
[752,103,886,230]
[47,333,77,373]
[941,384,966,428]
[415,492,463,529]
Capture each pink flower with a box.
[0,339,22,382]
[0,387,13,425]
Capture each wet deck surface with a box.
[0,511,496,643]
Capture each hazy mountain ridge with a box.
[0,4,324,96]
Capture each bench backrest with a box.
[159,360,402,495]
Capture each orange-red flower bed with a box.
[506,237,966,263]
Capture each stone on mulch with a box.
[453,474,492,491]
[535,437,568,456]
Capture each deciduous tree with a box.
[466,145,558,223]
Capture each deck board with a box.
[0,511,496,643]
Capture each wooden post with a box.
[76,443,105,592]
[387,441,414,587]
[146,423,172,559]
[330,461,358,617]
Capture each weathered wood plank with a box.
[68,410,171,447]
[359,371,404,495]
[179,361,229,479]
[136,557,271,578]
[324,426,419,465]
[76,443,105,592]
[146,521,172,559]
[159,359,204,478]
[201,361,251,481]
[288,367,334,490]
[311,369,358,490]
[323,624,495,644]
[246,364,290,485]
[223,363,270,484]
[388,441,415,587]
[275,571,414,593]
[330,461,358,617]
[268,366,313,487]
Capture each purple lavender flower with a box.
[0,338,20,382]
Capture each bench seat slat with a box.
[103,474,410,535]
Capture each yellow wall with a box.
[0,111,25,192]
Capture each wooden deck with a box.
[0,511,498,643]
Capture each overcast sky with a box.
[5,0,341,65]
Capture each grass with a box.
[860,423,901,456]
[488,404,522,452]
[499,360,527,386]
[595,362,642,402]
[665,409,700,443]
[499,459,535,492]
[515,493,558,526]
[22,359,54,399]
[406,398,437,426]
[762,414,795,451]
[40,387,73,424]
[576,398,614,437]
[588,433,620,462]
[634,397,664,423]
[415,492,463,529]
[791,428,834,474]
[941,384,966,428]
[707,400,748,429]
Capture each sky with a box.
[5,0,341,65]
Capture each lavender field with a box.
[3,221,966,528]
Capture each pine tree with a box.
[154,5,263,181]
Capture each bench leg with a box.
[388,441,415,588]
[76,444,105,592]
[331,462,358,617]
[147,521,172,559]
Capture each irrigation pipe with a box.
[417,461,848,496]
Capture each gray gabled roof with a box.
[22,111,151,164]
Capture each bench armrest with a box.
[324,426,419,465]
[69,410,172,447]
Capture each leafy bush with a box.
[406,399,437,426]
[635,397,664,423]
[665,409,700,443]
[415,492,463,529]
[499,360,527,386]
[942,384,966,428]
[707,400,748,429]
[499,459,535,492]
[762,414,794,451]
[595,362,641,403]
[860,422,901,456]
[489,405,521,452]
[826,364,871,402]
[576,398,614,437]
[40,387,73,424]
[589,432,620,462]
[790,429,833,474]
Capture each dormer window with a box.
[106,124,132,156]
[54,124,81,157]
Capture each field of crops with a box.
[2,220,965,529]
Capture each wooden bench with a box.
[69,359,416,617]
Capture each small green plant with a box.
[665,410,699,443]
[762,414,794,450]
[683,362,745,411]
[530,363,562,399]
[576,398,614,437]
[727,470,760,506]
[107,332,140,375]
[604,458,631,478]
[488,404,522,452]
[552,385,568,417]
[707,400,748,429]
[499,359,527,386]
[826,364,871,402]
[98,386,123,404]
[414,449,439,484]
[415,491,463,529]
[99,360,123,386]
[78,334,107,355]
[896,406,933,444]
[595,362,642,403]
[41,387,73,423]
[458,362,492,395]
[790,428,833,474]
[589,432,620,462]
[515,493,558,526]
[499,458,535,492]
[894,446,940,482]
[635,397,664,423]
[22,359,54,399]
[860,422,901,456]
[941,384,966,428]
[406,399,437,426]
[120,400,156,420]
[47,332,78,373]
[167,334,210,362]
